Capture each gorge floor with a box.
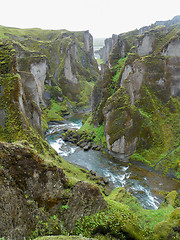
[46,113,180,210]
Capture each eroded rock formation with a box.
[91,16,180,176]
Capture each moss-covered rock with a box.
[0,141,108,240]
[74,200,144,240]
[107,187,139,207]
[153,208,180,239]
[34,236,96,240]
[159,191,180,209]
[63,181,107,233]
[0,26,99,133]
[0,141,67,239]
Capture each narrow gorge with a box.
[0,16,180,240]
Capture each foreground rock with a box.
[63,181,107,232]
[154,208,180,239]
[0,141,106,240]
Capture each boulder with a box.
[63,181,107,232]
[159,191,180,209]
[0,141,68,239]
[154,208,180,239]
[83,142,92,151]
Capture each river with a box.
[46,113,180,210]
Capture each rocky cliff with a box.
[0,141,107,239]
[91,16,180,178]
[95,34,118,64]
[0,27,99,143]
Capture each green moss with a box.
[34,236,94,240]
[105,187,175,239]
[106,187,141,212]
[153,208,180,240]
[104,87,131,145]
[76,76,94,108]
[153,24,180,54]
[0,72,25,142]
[79,116,106,147]
[159,191,180,208]
[0,25,99,109]
[43,99,66,122]
[110,56,127,94]
[74,200,144,240]
[30,215,62,239]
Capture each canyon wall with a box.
[0,28,99,143]
[92,16,180,177]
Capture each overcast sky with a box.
[1,0,180,38]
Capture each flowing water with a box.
[46,113,180,210]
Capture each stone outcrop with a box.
[63,181,107,232]
[155,15,180,27]
[83,30,94,55]
[103,54,180,155]
[0,141,107,239]
[64,49,78,84]
[162,38,180,57]
[159,191,180,209]
[137,34,154,56]
[96,34,118,64]
[0,141,66,239]
[30,60,48,105]
[96,15,180,65]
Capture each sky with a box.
[1,0,180,38]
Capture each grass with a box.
[42,99,68,122]
[34,236,93,240]
[77,77,94,108]
[0,25,70,41]
[105,187,175,238]
[79,116,106,147]
[137,205,174,233]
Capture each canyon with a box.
[0,16,180,240]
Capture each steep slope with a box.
[0,26,99,144]
[91,17,180,178]
[0,141,107,239]
[0,26,99,127]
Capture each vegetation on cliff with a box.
[0,26,99,127]
[91,22,180,179]
[0,20,180,240]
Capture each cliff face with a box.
[0,27,99,143]
[92,17,180,177]
[96,34,118,64]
